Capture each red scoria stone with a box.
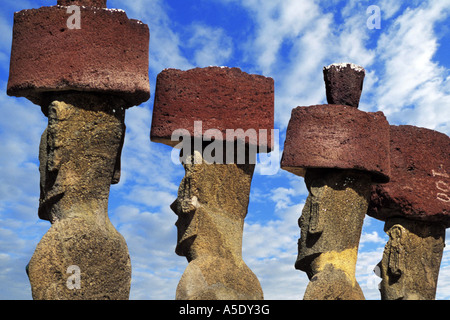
[57,0,107,7]
[367,125,450,226]
[280,104,391,183]
[7,5,150,108]
[150,67,274,152]
[323,63,365,108]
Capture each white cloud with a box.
[360,231,387,245]
[186,23,233,67]
[243,202,306,299]
[374,1,450,134]
[109,0,193,73]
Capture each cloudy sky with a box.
[0,0,450,300]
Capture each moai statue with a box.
[7,0,150,299]
[150,67,274,300]
[281,63,391,300]
[368,125,450,300]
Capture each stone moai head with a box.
[38,94,126,222]
[170,147,255,260]
[7,1,151,220]
[368,125,450,300]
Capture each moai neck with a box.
[38,93,125,224]
[378,217,445,300]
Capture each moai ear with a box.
[111,123,126,185]
[387,224,405,277]
[308,180,326,234]
[39,127,48,196]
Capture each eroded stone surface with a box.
[7,5,150,108]
[28,216,131,300]
[281,105,390,183]
[150,67,274,151]
[368,125,450,226]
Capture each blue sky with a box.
[0,0,450,300]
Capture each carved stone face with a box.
[38,94,125,222]
[296,169,371,277]
[170,149,255,260]
[377,218,445,300]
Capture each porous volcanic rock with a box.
[280,104,390,183]
[7,5,150,108]
[150,67,274,152]
[368,125,450,226]
[323,63,365,108]
[57,0,107,7]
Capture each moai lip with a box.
[151,66,274,300]
[368,125,450,226]
[150,67,274,152]
[7,1,150,109]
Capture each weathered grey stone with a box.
[28,94,131,300]
[376,218,445,300]
[171,149,263,300]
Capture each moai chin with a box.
[368,125,450,300]
[281,63,391,300]
[150,66,274,300]
[7,0,150,300]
